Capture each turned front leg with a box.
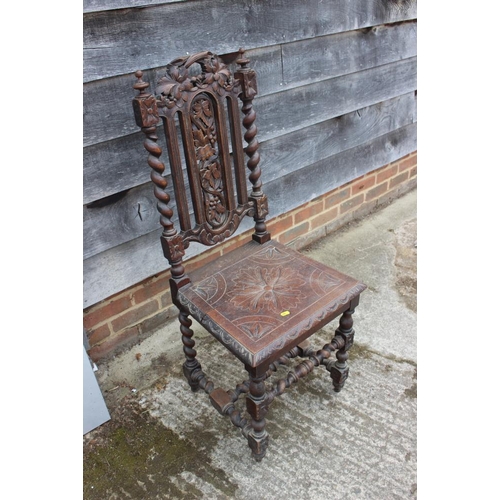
[179,308,202,391]
[329,308,355,392]
[245,368,270,461]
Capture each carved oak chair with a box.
[132,49,366,461]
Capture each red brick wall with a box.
[84,151,417,361]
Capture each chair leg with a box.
[330,308,355,392]
[245,370,270,461]
[179,308,202,392]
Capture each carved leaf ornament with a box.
[190,94,227,227]
[155,52,241,229]
[229,266,306,314]
[157,52,239,109]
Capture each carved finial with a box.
[133,70,150,94]
[236,48,249,69]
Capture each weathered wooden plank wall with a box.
[83,0,417,308]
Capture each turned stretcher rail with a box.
[267,335,345,404]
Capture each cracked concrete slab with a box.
[84,188,417,499]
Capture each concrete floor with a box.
[84,188,417,499]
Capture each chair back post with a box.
[132,71,189,291]
[235,49,271,244]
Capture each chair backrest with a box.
[132,50,270,286]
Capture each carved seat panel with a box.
[179,240,366,367]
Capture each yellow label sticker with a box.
[280,310,290,317]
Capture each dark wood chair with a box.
[132,49,366,461]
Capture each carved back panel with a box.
[152,52,254,247]
[133,49,270,282]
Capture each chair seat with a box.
[178,240,366,367]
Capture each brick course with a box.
[376,164,398,184]
[83,294,132,331]
[389,171,410,189]
[340,193,364,214]
[133,275,170,305]
[87,323,111,345]
[294,200,324,224]
[111,300,159,332]
[366,181,388,202]
[352,175,376,193]
[310,206,339,230]
[84,150,417,361]
[278,221,309,245]
[325,187,350,209]
[267,214,293,236]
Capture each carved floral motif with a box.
[229,266,306,314]
[238,321,276,340]
[157,52,239,109]
[190,94,228,227]
[250,244,295,266]
[192,275,219,302]
[252,245,285,261]
[251,194,269,220]
[316,272,343,293]
[133,94,160,128]
[236,70,258,100]
[161,233,185,262]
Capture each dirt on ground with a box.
[83,388,238,500]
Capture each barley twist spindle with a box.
[236,49,270,243]
[133,71,175,237]
[242,104,261,194]
[329,309,355,392]
[178,310,202,391]
[133,71,186,282]
[265,347,301,380]
[144,129,175,235]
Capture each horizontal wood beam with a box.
[83,0,416,82]
[267,123,417,219]
[83,0,190,14]
[83,21,417,147]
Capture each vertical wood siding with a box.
[83,0,417,308]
